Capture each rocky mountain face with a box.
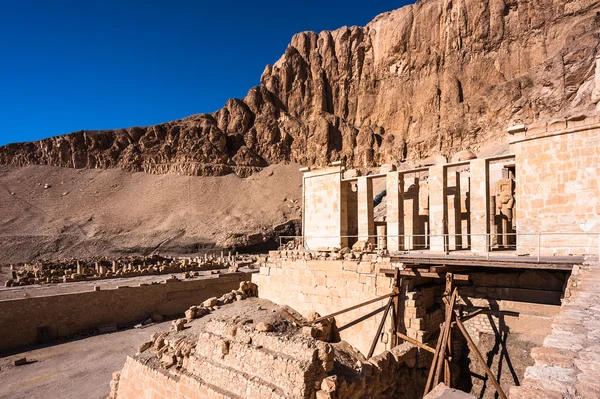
[1,0,599,176]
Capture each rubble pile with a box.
[4,252,256,287]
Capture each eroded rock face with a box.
[1,0,599,176]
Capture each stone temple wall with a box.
[303,166,346,250]
[509,115,600,257]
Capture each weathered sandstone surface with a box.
[1,0,599,175]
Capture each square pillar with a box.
[460,173,471,249]
[428,165,446,252]
[403,177,419,250]
[340,181,350,248]
[446,171,461,251]
[357,176,374,243]
[470,159,488,252]
[386,172,402,252]
[418,180,430,249]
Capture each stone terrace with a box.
[510,261,600,398]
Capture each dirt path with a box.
[0,322,170,399]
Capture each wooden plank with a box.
[424,320,447,396]
[311,291,398,325]
[379,269,470,281]
[396,332,436,354]
[433,289,458,387]
[367,296,394,358]
[391,257,575,271]
[337,305,386,332]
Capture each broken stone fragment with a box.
[255,322,274,332]
[138,341,152,353]
[352,240,369,252]
[160,353,176,368]
[171,318,187,332]
[302,326,317,338]
[321,376,338,393]
[185,306,199,320]
[202,297,218,307]
[220,340,230,357]
[14,357,27,366]
[315,391,332,399]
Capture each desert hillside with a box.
[0,164,301,264]
[1,0,598,176]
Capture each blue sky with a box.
[0,0,410,146]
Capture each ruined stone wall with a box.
[253,256,396,356]
[510,115,600,257]
[115,325,429,399]
[0,273,249,352]
[253,254,444,356]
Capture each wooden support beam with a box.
[367,296,394,358]
[395,332,436,354]
[455,315,508,399]
[390,256,575,271]
[337,305,386,332]
[433,288,458,387]
[311,291,398,325]
[424,320,447,396]
[378,268,470,281]
[391,269,400,348]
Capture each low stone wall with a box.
[113,357,228,399]
[0,272,250,353]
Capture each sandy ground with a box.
[0,164,302,264]
[462,332,536,398]
[0,321,171,399]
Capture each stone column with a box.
[386,172,402,251]
[357,176,374,244]
[377,225,387,250]
[470,159,488,252]
[428,165,446,252]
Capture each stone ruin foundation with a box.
[109,286,431,399]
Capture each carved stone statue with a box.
[494,179,515,248]
[495,180,515,221]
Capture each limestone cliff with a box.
[1,0,599,176]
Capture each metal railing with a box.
[278,232,600,262]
